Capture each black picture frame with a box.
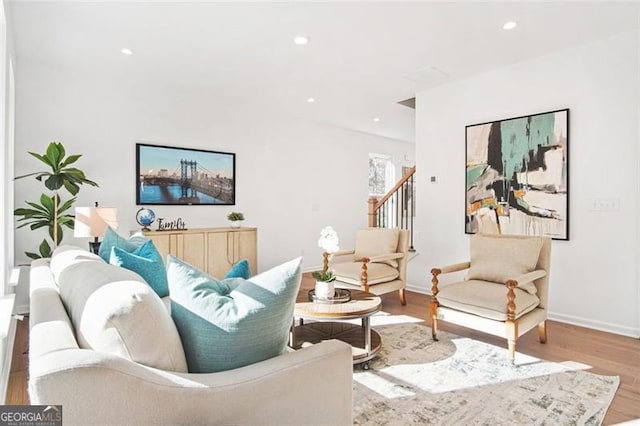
[136,143,236,206]
[465,108,569,240]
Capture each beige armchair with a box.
[323,228,409,305]
[430,234,551,362]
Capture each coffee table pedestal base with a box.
[292,321,381,365]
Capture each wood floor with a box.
[7,282,640,424]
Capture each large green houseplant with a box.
[14,142,98,259]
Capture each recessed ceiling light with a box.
[503,21,517,30]
[307,98,315,103]
[293,36,310,45]
[373,117,380,122]
[121,48,133,55]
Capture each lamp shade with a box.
[74,207,118,238]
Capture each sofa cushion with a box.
[110,240,169,298]
[57,256,187,372]
[467,235,543,294]
[50,245,103,284]
[354,228,400,267]
[167,255,302,373]
[332,262,399,286]
[223,259,251,279]
[437,280,541,321]
[98,227,148,262]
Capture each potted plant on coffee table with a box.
[312,226,340,299]
[312,269,337,299]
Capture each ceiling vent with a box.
[403,66,449,86]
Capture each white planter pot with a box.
[230,221,242,228]
[315,280,335,299]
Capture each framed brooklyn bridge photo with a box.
[136,143,236,205]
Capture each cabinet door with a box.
[236,230,258,276]
[206,232,234,279]
[176,233,206,271]
[148,234,171,264]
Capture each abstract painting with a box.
[465,109,569,240]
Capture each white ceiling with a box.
[6,1,640,143]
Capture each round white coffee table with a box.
[290,289,382,368]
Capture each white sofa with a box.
[29,247,353,425]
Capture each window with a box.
[368,153,394,197]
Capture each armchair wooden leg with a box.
[538,321,547,343]
[399,288,406,306]
[508,339,516,363]
[506,319,518,363]
[429,300,438,341]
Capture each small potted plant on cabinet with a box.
[227,212,245,228]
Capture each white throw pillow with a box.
[467,235,544,294]
[50,244,104,284]
[354,228,400,267]
[56,258,188,372]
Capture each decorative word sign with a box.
[156,217,187,231]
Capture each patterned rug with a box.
[353,322,619,425]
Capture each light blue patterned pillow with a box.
[98,227,148,262]
[110,240,169,298]
[223,259,251,279]
[167,255,302,373]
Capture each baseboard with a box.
[0,294,16,404]
[302,264,323,274]
[548,312,639,339]
[13,304,28,315]
[406,282,430,295]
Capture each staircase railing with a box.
[368,166,416,250]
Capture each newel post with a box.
[368,197,378,227]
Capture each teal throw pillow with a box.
[98,227,148,262]
[223,259,251,279]
[110,241,169,298]
[167,255,302,373]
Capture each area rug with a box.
[353,322,619,425]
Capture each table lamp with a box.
[74,202,118,254]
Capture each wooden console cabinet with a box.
[143,227,257,278]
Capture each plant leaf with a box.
[40,194,54,212]
[28,152,53,168]
[61,154,81,167]
[44,174,64,191]
[46,142,62,171]
[58,197,76,213]
[63,179,80,195]
[38,239,53,258]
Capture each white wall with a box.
[0,2,14,295]
[409,30,640,337]
[13,60,414,274]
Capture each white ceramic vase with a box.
[315,280,335,299]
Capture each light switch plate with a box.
[590,198,620,212]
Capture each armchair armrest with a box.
[329,249,355,257]
[505,269,546,321]
[322,249,355,272]
[429,262,470,317]
[506,269,547,287]
[432,261,471,275]
[363,252,404,263]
